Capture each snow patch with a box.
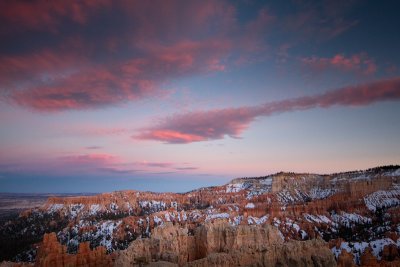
[206,213,230,221]
[364,186,400,212]
[48,204,64,213]
[89,204,101,215]
[331,212,371,228]
[226,183,245,193]
[245,203,255,209]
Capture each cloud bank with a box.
[135,77,400,143]
[0,0,271,111]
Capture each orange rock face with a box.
[115,221,336,267]
[337,250,356,267]
[360,247,379,267]
[33,233,113,267]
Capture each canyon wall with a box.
[115,220,336,267]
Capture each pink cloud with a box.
[57,123,131,137]
[301,53,377,75]
[59,153,118,166]
[135,77,400,143]
[136,39,231,75]
[135,107,259,143]
[136,161,174,168]
[0,49,85,86]
[138,130,205,144]
[0,153,124,176]
[10,66,156,111]
[2,39,231,111]
[0,1,275,111]
[0,152,198,176]
[0,0,111,32]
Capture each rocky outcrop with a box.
[115,220,336,267]
[359,246,400,267]
[34,233,113,267]
[187,238,336,267]
[336,250,356,267]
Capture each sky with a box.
[0,0,400,193]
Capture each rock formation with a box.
[337,250,356,267]
[34,233,113,267]
[115,220,336,267]
[1,165,400,267]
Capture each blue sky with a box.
[0,0,399,193]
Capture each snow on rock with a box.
[291,222,300,232]
[369,238,396,260]
[97,220,122,251]
[206,213,230,221]
[247,215,269,225]
[189,210,202,221]
[331,212,372,228]
[181,211,187,221]
[384,168,400,177]
[273,217,281,227]
[308,187,336,200]
[331,241,369,264]
[48,204,64,213]
[300,230,308,239]
[245,203,255,209]
[364,185,400,212]
[226,183,245,193]
[63,219,122,253]
[110,202,118,211]
[69,204,84,218]
[277,190,296,204]
[332,238,399,264]
[153,215,163,225]
[303,214,331,224]
[245,177,273,199]
[89,204,101,215]
[230,215,243,226]
[139,200,167,210]
[257,215,269,225]
[260,177,273,186]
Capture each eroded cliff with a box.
[115,220,336,267]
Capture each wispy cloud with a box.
[136,161,174,168]
[135,77,400,143]
[175,167,198,170]
[59,153,117,164]
[0,153,198,177]
[301,53,377,75]
[85,146,102,150]
[97,167,139,174]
